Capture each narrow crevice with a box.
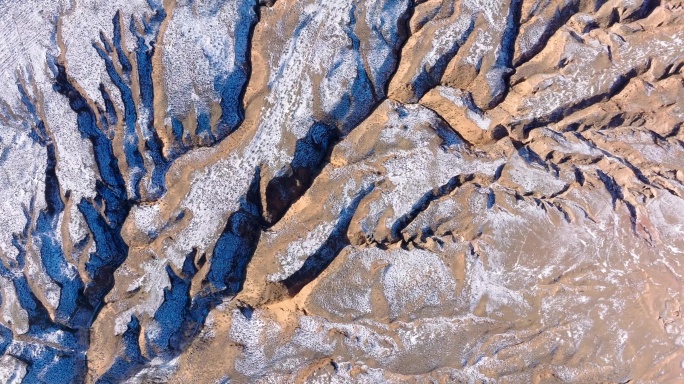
[17,81,90,328]
[128,4,172,200]
[0,77,91,383]
[51,59,132,321]
[281,183,375,296]
[96,316,148,384]
[595,169,639,233]
[204,166,263,295]
[487,0,523,110]
[145,252,197,359]
[264,123,339,225]
[512,1,580,68]
[390,174,473,242]
[577,131,652,186]
[377,0,416,99]
[115,168,263,382]
[167,0,261,156]
[215,1,263,138]
[520,67,643,137]
[415,17,475,101]
[262,1,416,228]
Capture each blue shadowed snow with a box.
[129,2,173,200]
[206,167,262,293]
[291,122,338,171]
[0,324,11,355]
[51,60,127,201]
[77,198,128,306]
[265,123,339,223]
[196,111,215,143]
[99,84,118,132]
[146,260,193,356]
[17,81,88,325]
[94,38,146,200]
[362,0,410,98]
[496,0,522,69]
[11,340,85,383]
[96,316,148,384]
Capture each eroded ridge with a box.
[0,0,683,382]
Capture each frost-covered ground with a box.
[1,0,684,382]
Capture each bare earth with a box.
[1,0,684,382]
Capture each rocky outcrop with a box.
[1,0,684,382]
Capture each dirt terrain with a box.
[1,0,684,382]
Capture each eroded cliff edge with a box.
[0,0,684,382]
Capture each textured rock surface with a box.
[1,0,684,382]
